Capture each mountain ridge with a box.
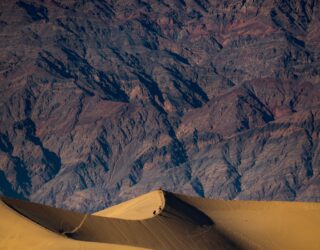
[0,0,320,212]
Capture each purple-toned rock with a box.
[0,0,319,212]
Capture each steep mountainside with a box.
[0,0,319,212]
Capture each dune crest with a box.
[0,198,144,250]
[1,191,320,250]
[94,190,165,220]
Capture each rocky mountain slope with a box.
[0,0,319,212]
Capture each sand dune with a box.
[177,194,320,250]
[93,190,165,220]
[1,191,319,250]
[0,198,143,250]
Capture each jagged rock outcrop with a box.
[0,0,319,212]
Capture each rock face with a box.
[0,0,319,212]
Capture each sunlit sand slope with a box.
[1,190,320,250]
[0,191,237,249]
[0,198,144,250]
[177,194,320,250]
[94,190,164,219]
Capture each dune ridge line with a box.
[1,191,320,250]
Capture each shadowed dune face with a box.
[1,191,320,250]
[163,191,213,226]
[1,191,239,250]
[1,196,85,234]
[0,198,144,250]
[177,193,320,250]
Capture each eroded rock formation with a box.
[0,0,319,212]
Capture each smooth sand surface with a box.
[0,192,237,250]
[94,190,164,220]
[0,199,145,250]
[1,191,320,250]
[177,194,320,250]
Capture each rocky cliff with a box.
[0,0,319,212]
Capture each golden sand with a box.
[0,198,143,250]
[1,190,319,250]
[94,190,164,220]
